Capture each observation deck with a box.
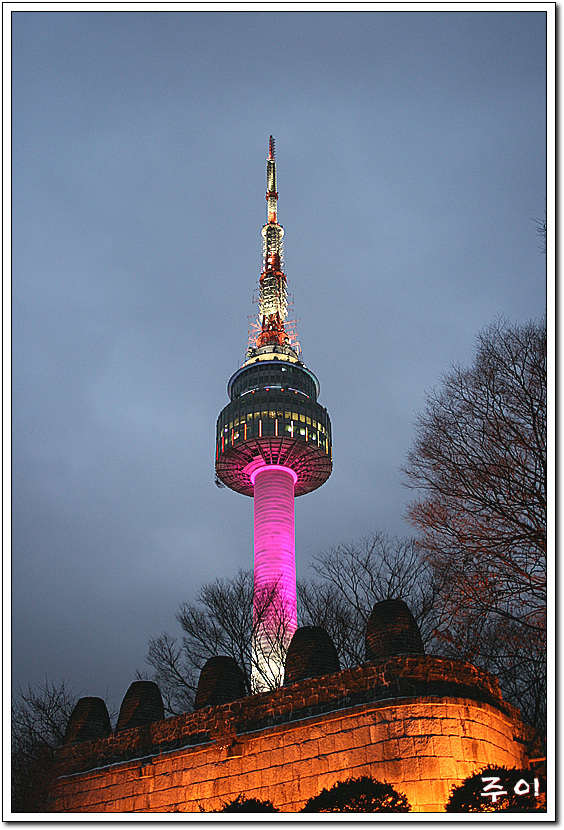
[215,354,332,497]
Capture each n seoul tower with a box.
[215,137,332,691]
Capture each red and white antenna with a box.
[251,136,301,354]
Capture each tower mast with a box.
[215,138,333,691]
[257,135,288,351]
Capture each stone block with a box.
[332,729,354,753]
[417,716,440,737]
[57,790,87,811]
[113,780,138,799]
[148,786,183,810]
[190,778,215,801]
[222,755,243,776]
[248,768,273,792]
[352,724,373,748]
[439,717,461,736]
[341,744,368,770]
[311,752,330,775]
[449,734,465,760]
[281,741,301,765]
[461,737,481,761]
[382,737,400,760]
[418,755,444,783]
[239,751,261,775]
[318,730,336,755]
[412,734,433,756]
[437,757,459,780]
[431,734,454,758]
[378,758,403,782]
[102,798,130,812]
[398,735,416,758]
[369,723,389,744]
[258,763,283,790]
[402,717,422,736]
[252,748,272,771]
[213,777,235,798]
[131,794,152,812]
[291,758,311,784]
[85,772,118,792]
[299,738,320,761]
[323,715,348,735]
[307,721,330,741]
[468,720,495,743]
[189,761,217,784]
[342,714,362,732]
[279,777,301,806]
[160,768,185,789]
[400,754,421,782]
[414,779,445,811]
[366,739,385,762]
[266,753,291,782]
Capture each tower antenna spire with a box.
[257,135,288,350]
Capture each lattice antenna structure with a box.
[248,135,292,353]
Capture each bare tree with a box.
[142,632,196,715]
[11,679,78,812]
[297,580,362,668]
[305,532,445,662]
[403,317,547,735]
[143,570,296,712]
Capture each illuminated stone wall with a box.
[49,656,535,813]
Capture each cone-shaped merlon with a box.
[194,656,247,710]
[64,696,112,744]
[115,681,164,733]
[365,599,424,661]
[284,625,340,685]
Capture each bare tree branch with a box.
[308,532,444,655]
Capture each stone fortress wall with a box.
[48,601,537,813]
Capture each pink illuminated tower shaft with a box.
[251,465,298,690]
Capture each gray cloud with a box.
[11,10,547,712]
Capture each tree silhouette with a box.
[301,776,410,812]
[218,795,279,812]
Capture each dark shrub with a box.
[445,766,546,812]
[301,776,410,812]
[219,795,279,812]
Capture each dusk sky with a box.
[11,9,548,715]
